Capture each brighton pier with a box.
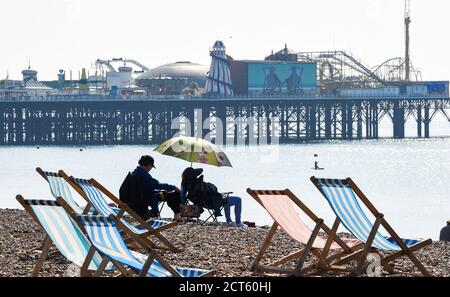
[0,95,449,146]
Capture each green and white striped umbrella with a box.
[153,136,232,167]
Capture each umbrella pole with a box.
[189,143,194,167]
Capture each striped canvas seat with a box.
[42,170,124,216]
[23,199,113,271]
[72,178,170,233]
[44,172,90,214]
[256,190,360,249]
[77,215,211,277]
[314,178,419,251]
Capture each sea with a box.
[0,116,449,240]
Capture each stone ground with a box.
[0,209,448,277]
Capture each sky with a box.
[0,0,449,81]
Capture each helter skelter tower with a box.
[205,40,234,96]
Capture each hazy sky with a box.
[1,0,449,81]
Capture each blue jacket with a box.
[132,166,176,215]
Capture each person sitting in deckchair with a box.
[180,167,247,228]
[120,155,181,220]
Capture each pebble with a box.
[1,209,448,277]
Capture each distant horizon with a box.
[1,0,449,82]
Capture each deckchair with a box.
[16,195,118,277]
[16,195,207,277]
[310,177,432,276]
[36,167,96,215]
[58,170,179,252]
[247,189,363,276]
[36,167,128,216]
[76,215,215,277]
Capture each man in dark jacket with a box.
[120,155,181,220]
[440,220,450,242]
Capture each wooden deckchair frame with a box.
[246,188,364,276]
[310,176,432,276]
[17,194,188,278]
[16,195,104,277]
[54,196,154,277]
[58,170,180,253]
[91,214,216,277]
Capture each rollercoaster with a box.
[295,51,422,91]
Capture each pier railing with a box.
[1,93,449,102]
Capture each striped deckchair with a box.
[247,189,363,276]
[77,215,214,277]
[36,167,94,215]
[36,167,126,216]
[310,177,432,276]
[58,170,179,252]
[16,195,115,277]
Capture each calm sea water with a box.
[0,118,449,240]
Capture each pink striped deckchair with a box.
[247,189,363,276]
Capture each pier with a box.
[0,96,449,145]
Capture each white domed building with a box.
[136,61,208,95]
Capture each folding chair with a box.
[247,188,363,276]
[58,170,179,252]
[200,192,232,225]
[77,214,215,277]
[156,190,167,215]
[310,177,432,276]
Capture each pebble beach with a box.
[0,208,448,277]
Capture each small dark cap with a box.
[138,155,156,168]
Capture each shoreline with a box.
[0,208,449,277]
[0,136,449,149]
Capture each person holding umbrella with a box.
[180,167,247,228]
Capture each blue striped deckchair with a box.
[36,168,125,216]
[16,195,118,277]
[36,167,94,215]
[58,170,179,252]
[310,177,432,276]
[77,215,214,277]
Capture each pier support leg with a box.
[372,104,379,139]
[357,105,363,139]
[215,105,227,146]
[424,106,430,138]
[325,105,332,139]
[417,106,422,138]
[309,105,316,140]
[393,101,405,139]
[365,104,371,138]
[346,104,353,139]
